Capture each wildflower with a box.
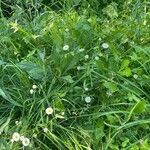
[77,66,81,70]
[79,48,85,52]
[85,55,89,59]
[133,74,138,79]
[45,107,53,115]
[85,96,91,103]
[85,87,89,91]
[63,45,69,51]
[30,89,34,94]
[95,56,99,60]
[20,136,25,141]
[22,137,30,147]
[12,132,20,142]
[43,128,48,133]
[102,43,109,49]
[32,84,37,89]
[10,20,19,33]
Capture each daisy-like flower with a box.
[43,128,48,133]
[84,87,89,91]
[85,96,91,103]
[12,132,20,142]
[45,107,53,115]
[95,56,99,60]
[22,137,30,147]
[63,45,69,51]
[32,84,37,89]
[10,20,19,33]
[30,89,34,94]
[20,136,25,141]
[102,43,109,49]
[85,55,89,59]
[77,66,81,70]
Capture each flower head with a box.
[45,107,53,115]
[85,96,91,103]
[22,137,30,147]
[85,55,89,59]
[30,89,34,94]
[63,45,69,51]
[95,56,99,60]
[102,43,109,49]
[32,84,37,89]
[133,74,138,79]
[12,132,20,142]
[43,128,48,133]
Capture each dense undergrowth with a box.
[0,0,150,150]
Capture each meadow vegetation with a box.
[0,0,150,149]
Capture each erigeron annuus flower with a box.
[85,55,89,59]
[85,96,91,103]
[32,84,37,89]
[30,89,34,94]
[43,128,48,133]
[63,45,69,51]
[45,107,53,115]
[102,43,109,49]
[22,137,30,147]
[10,20,19,33]
[95,56,99,60]
[12,132,20,142]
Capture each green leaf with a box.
[61,75,74,83]
[119,67,132,77]
[103,82,118,93]
[133,101,146,113]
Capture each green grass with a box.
[0,0,150,150]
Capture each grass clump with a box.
[0,0,150,150]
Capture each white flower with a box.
[22,137,30,147]
[45,107,53,115]
[85,96,91,103]
[95,56,99,60]
[85,87,89,91]
[63,45,69,51]
[102,43,109,49]
[43,128,48,133]
[85,55,89,59]
[12,132,20,142]
[77,66,81,70]
[133,74,138,79]
[32,84,37,89]
[30,89,34,94]
[79,48,85,52]
[20,136,25,141]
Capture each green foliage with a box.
[0,0,150,150]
